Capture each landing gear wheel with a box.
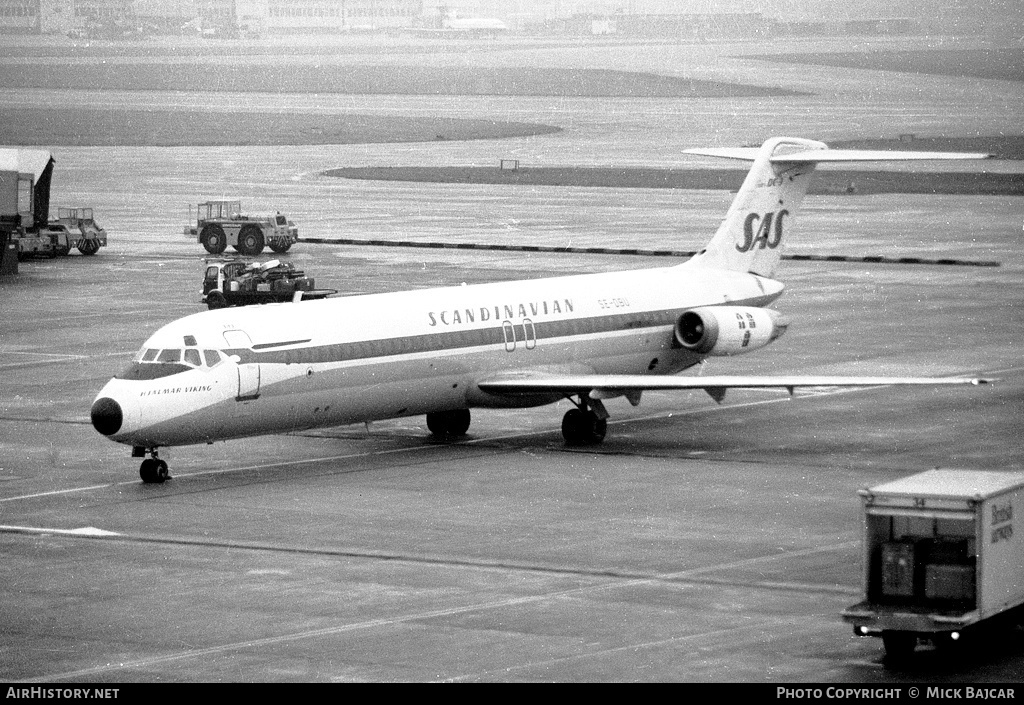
[200,224,227,254]
[206,290,229,310]
[269,239,292,253]
[237,225,265,256]
[561,408,607,446]
[139,457,169,484]
[427,409,471,438]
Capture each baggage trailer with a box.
[54,206,107,255]
[842,469,1024,659]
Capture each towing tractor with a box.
[185,200,298,256]
[842,469,1024,661]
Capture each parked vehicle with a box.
[842,468,1024,660]
[185,200,298,256]
[202,258,335,309]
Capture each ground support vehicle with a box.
[185,200,298,256]
[202,259,335,309]
[54,207,107,255]
[13,209,106,259]
[2,149,105,265]
[11,227,68,259]
[842,469,1024,660]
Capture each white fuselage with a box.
[93,262,783,449]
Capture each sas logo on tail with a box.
[737,210,788,253]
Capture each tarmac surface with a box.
[1,205,1021,682]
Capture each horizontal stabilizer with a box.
[683,147,762,161]
[683,146,992,163]
[769,149,992,163]
[681,137,992,278]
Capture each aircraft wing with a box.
[683,147,992,162]
[477,373,993,400]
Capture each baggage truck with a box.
[842,469,1024,659]
[202,258,335,309]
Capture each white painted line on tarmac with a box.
[0,484,115,503]
[0,524,120,537]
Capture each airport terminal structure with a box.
[0,0,1014,38]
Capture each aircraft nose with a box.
[91,397,123,436]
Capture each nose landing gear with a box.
[133,447,170,484]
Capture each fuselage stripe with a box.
[226,300,768,368]
[252,339,313,350]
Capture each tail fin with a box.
[683,137,991,278]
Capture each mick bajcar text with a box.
[777,687,1015,699]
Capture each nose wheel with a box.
[137,449,170,484]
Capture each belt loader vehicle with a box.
[185,200,298,256]
[842,469,1024,659]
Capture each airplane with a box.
[90,136,994,483]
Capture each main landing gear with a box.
[561,396,608,446]
[426,408,472,439]
[133,446,169,484]
[426,398,610,446]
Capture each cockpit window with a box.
[129,346,226,374]
[116,362,191,380]
[203,349,223,367]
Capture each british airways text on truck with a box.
[842,469,1024,660]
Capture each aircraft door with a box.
[223,329,260,401]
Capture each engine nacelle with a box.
[674,306,788,356]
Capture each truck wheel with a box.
[269,239,292,253]
[207,291,229,310]
[238,226,265,256]
[881,631,917,661]
[200,224,227,254]
[78,239,100,256]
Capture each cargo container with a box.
[842,469,1024,659]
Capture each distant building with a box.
[197,0,423,34]
[11,0,424,35]
[4,0,1020,37]
[0,0,39,33]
